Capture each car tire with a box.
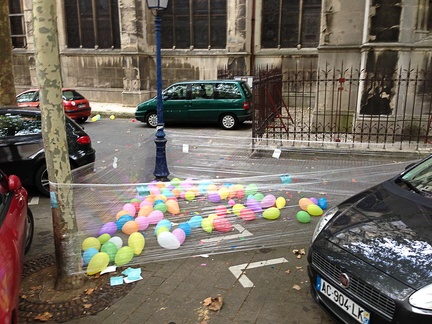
[220,114,238,130]
[35,164,50,197]
[25,207,34,254]
[75,117,88,124]
[146,112,158,127]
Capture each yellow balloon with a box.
[115,246,134,266]
[128,232,145,255]
[307,204,323,216]
[201,217,214,233]
[185,190,195,201]
[263,207,281,220]
[82,237,101,251]
[218,186,229,200]
[208,213,218,221]
[87,252,109,275]
[276,197,286,209]
[232,203,245,216]
[156,226,170,236]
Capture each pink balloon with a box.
[135,216,150,231]
[148,210,164,224]
[140,200,153,208]
[215,205,227,217]
[122,203,136,216]
[172,228,186,245]
[240,207,256,221]
[260,194,276,208]
[213,217,233,232]
[228,199,236,206]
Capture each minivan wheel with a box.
[146,112,158,127]
[35,164,50,197]
[25,207,35,254]
[220,114,238,130]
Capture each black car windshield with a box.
[401,157,432,194]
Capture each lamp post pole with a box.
[153,11,169,181]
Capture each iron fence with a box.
[251,64,432,152]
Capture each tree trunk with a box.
[33,0,86,290]
[0,1,17,106]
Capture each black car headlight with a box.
[409,284,432,310]
[311,206,339,243]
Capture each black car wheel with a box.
[75,117,88,124]
[25,207,34,254]
[146,112,158,127]
[220,114,238,130]
[35,164,50,197]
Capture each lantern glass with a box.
[146,0,169,10]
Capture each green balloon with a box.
[296,210,311,223]
[101,242,118,262]
[154,202,167,213]
[115,246,134,266]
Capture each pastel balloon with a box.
[148,210,164,224]
[178,222,192,236]
[254,192,265,202]
[101,242,118,262]
[317,198,328,209]
[307,204,323,216]
[232,203,245,216]
[296,210,311,223]
[108,236,123,250]
[185,190,195,201]
[83,247,99,265]
[208,192,221,203]
[156,219,172,231]
[128,232,145,255]
[98,222,117,236]
[236,189,245,199]
[122,220,139,235]
[116,215,134,230]
[138,205,153,216]
[156,226,170,236]
[98,233,111,244]
[218,187,229,200]
[260,194,276,208]
[299,198,313,211]
[82,237,101,251]
[215,205,228,217]
[240,207,256,221]
[166,199,180,214]
[87,252,109,275]
[228,199,236,206]
[246,198,262,213]
[213,217,233,232]
[188,215,203,228]
[201,217,214,233]
[116,210,130,220]
[263,207,281,220]
[153,202,167,213]
[157,231,181,249]
[309,197,318,204]
[115,246,134,266]
[135,216,150,231]
[245,184,258,196]
[171,177,181,187]
[276,197,286,209]
[172,228,186,245]
[122,203,137,216]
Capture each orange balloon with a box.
[122,220,139,235]
[154,194,167,202]
[116,210,130,220]
[166,199,180,215]
[172,188,181,198]
[299,198,313,211]
[138,205,153,217]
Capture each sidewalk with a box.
[91,102,136,119]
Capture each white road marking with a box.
[229,257,289,288]
[200,224,253,243]
[28,196,40,205]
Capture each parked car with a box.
[0,107,96,196]
[0,169,34,323]
[135,80,253,130]
[16,88,92,124]
[308,155,432,323]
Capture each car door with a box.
[162,83,190,122]
[188,83,218,122]
[16,90,39,107]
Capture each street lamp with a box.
[146,0,170,181]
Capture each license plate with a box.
[78,104,86,108]
[316,275,371,324]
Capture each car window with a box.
[164,84,188,100]
[191,83,214,99]
[0,173,8,220]
[0,113,42,137]
[240,82,252,97]
[17,91,38,103]
[63,90,85,101]
[214,83,242,99]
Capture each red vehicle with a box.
[0,170,34,323]
[16,88,92,124]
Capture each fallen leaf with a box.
[203,296,223,311]
[285,269,291,274]
[293,284,301,290]
[85,288,95,295]
[34,312,53,321]
[83,304,92,309]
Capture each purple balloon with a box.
[98,222,117,236]
[208,192,221,203]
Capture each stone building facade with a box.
[10,0,432,112]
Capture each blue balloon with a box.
[155,219,172,235]
[188,215,203,228]
[82,247,99,265]
[116,215,134,230]
[178,222,192,236]
[317,198,328,210]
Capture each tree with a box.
[0,1,17,106]
[33,0,85,290]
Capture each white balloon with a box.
[108,236,123,250]
[157,231,181,250]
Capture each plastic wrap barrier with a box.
[52,132,415,275]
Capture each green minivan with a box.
[135,80,253,130]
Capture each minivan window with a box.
[214,83,242,99]
[191,83,214,99]
[164,84,188,100]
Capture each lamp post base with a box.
[153,124,170,181]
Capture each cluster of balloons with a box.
[296,197,328,223]
[81,178,292,275]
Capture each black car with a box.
[308,155,432,323]
[0,107,95,196]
